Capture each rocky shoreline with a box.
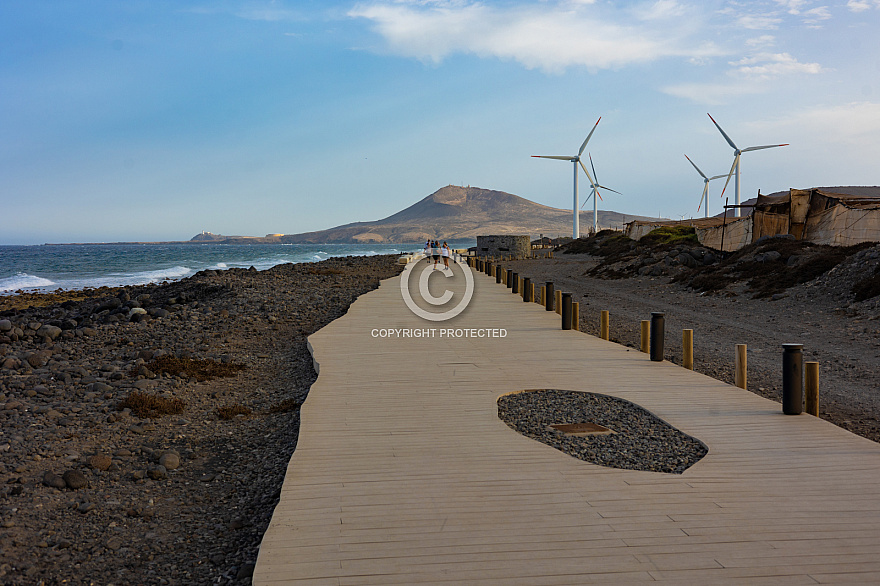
[0,256,403,585]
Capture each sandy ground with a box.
[504,254,880,443]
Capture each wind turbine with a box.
[708,113,788,218]
[684,154,726,218]
[532,117,601,239]
[580,153,621,233]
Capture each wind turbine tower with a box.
[532,118,602,239]
[581,154,622,232]
[708,114,788,218]
[684,155,726,218]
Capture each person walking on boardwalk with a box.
[424,239,432,263]
[441,242,451,270]
[432,241,441,269]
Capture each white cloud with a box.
[736,14,783,29]
[635,0,687,20]
[660,81,766,105]
[749,102,880,148]
[730,52,824,79]
[802,6,831,27]
[775,0,809,14]
[663,52,824,104]
[846,0,879,11]
[348,1,723,73]
[746,35,776,47]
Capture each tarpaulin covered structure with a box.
[625,187,880,251]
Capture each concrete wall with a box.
[476,235,530,258]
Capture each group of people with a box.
[424,240,452,270]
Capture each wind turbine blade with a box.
[577,159,597,189]
[697,183,708,212]
[719,154,738,198]
[709,174,727,181]
[707,113,738,150]
[596,184,622,195]
[589,153,599,185]
[742,143,789,153]
[578,117,601,156]
[685,154,708,180]
[532,155,574,161]
[580,191,593,209]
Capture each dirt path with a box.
[505,254,880,443]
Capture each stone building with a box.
[476,235,531,258]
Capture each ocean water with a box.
[0,242,448,294]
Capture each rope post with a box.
[735,344,747,389]
[805,361,819,416]
[650,312,665,362]
[561,293,572,330]
[556,290,562,315]
[530,283,536,305]
[640,320,650,353]
[782,344,804,415]
[600,311,610,341]
[523,277,531,302]
[572,302,580,331]
[682,329,694,370]
[510,271,517,292]
[496,266,502,284]
[545,282,554,311]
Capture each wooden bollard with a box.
[735,344,747,389]
[572,302,580,331]
[640,320,649,353]
[530,283,535,304]
[683,329,694,370]
[538,285,545,306]
[555,290,562,315]
[600,311,609,341]
[805,361,819,416]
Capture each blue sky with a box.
[1,0,878,244]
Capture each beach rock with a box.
[0,320,11,332]
[25,350,52,368]
[42,472,67,489]
[87,454,112,471]
[755,251,782,263]
[36,325,62,340]
[1,357,20,370]
[158,453,180,470]
[147,465,167,480]
[62,470,88,490]
[128,307,147,318]
[96,298,122,312]
[90,381,112,393]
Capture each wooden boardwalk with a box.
[255,263,880,584]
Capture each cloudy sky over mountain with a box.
[2,0,878,243]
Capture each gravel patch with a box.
[497,390,708,474]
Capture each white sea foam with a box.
[119,265,193,285]
[0,273,57,292]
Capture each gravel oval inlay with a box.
[498,390,708,474]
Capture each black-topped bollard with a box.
[485,261,491,276]
[512,273,519,294]
[561,293,572,330]
[782,344,804,415]
[650,312,665,362]
[496,267,502,284]
[545,282,554,311]
[523,277,531,302]
[506,269,513,289]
